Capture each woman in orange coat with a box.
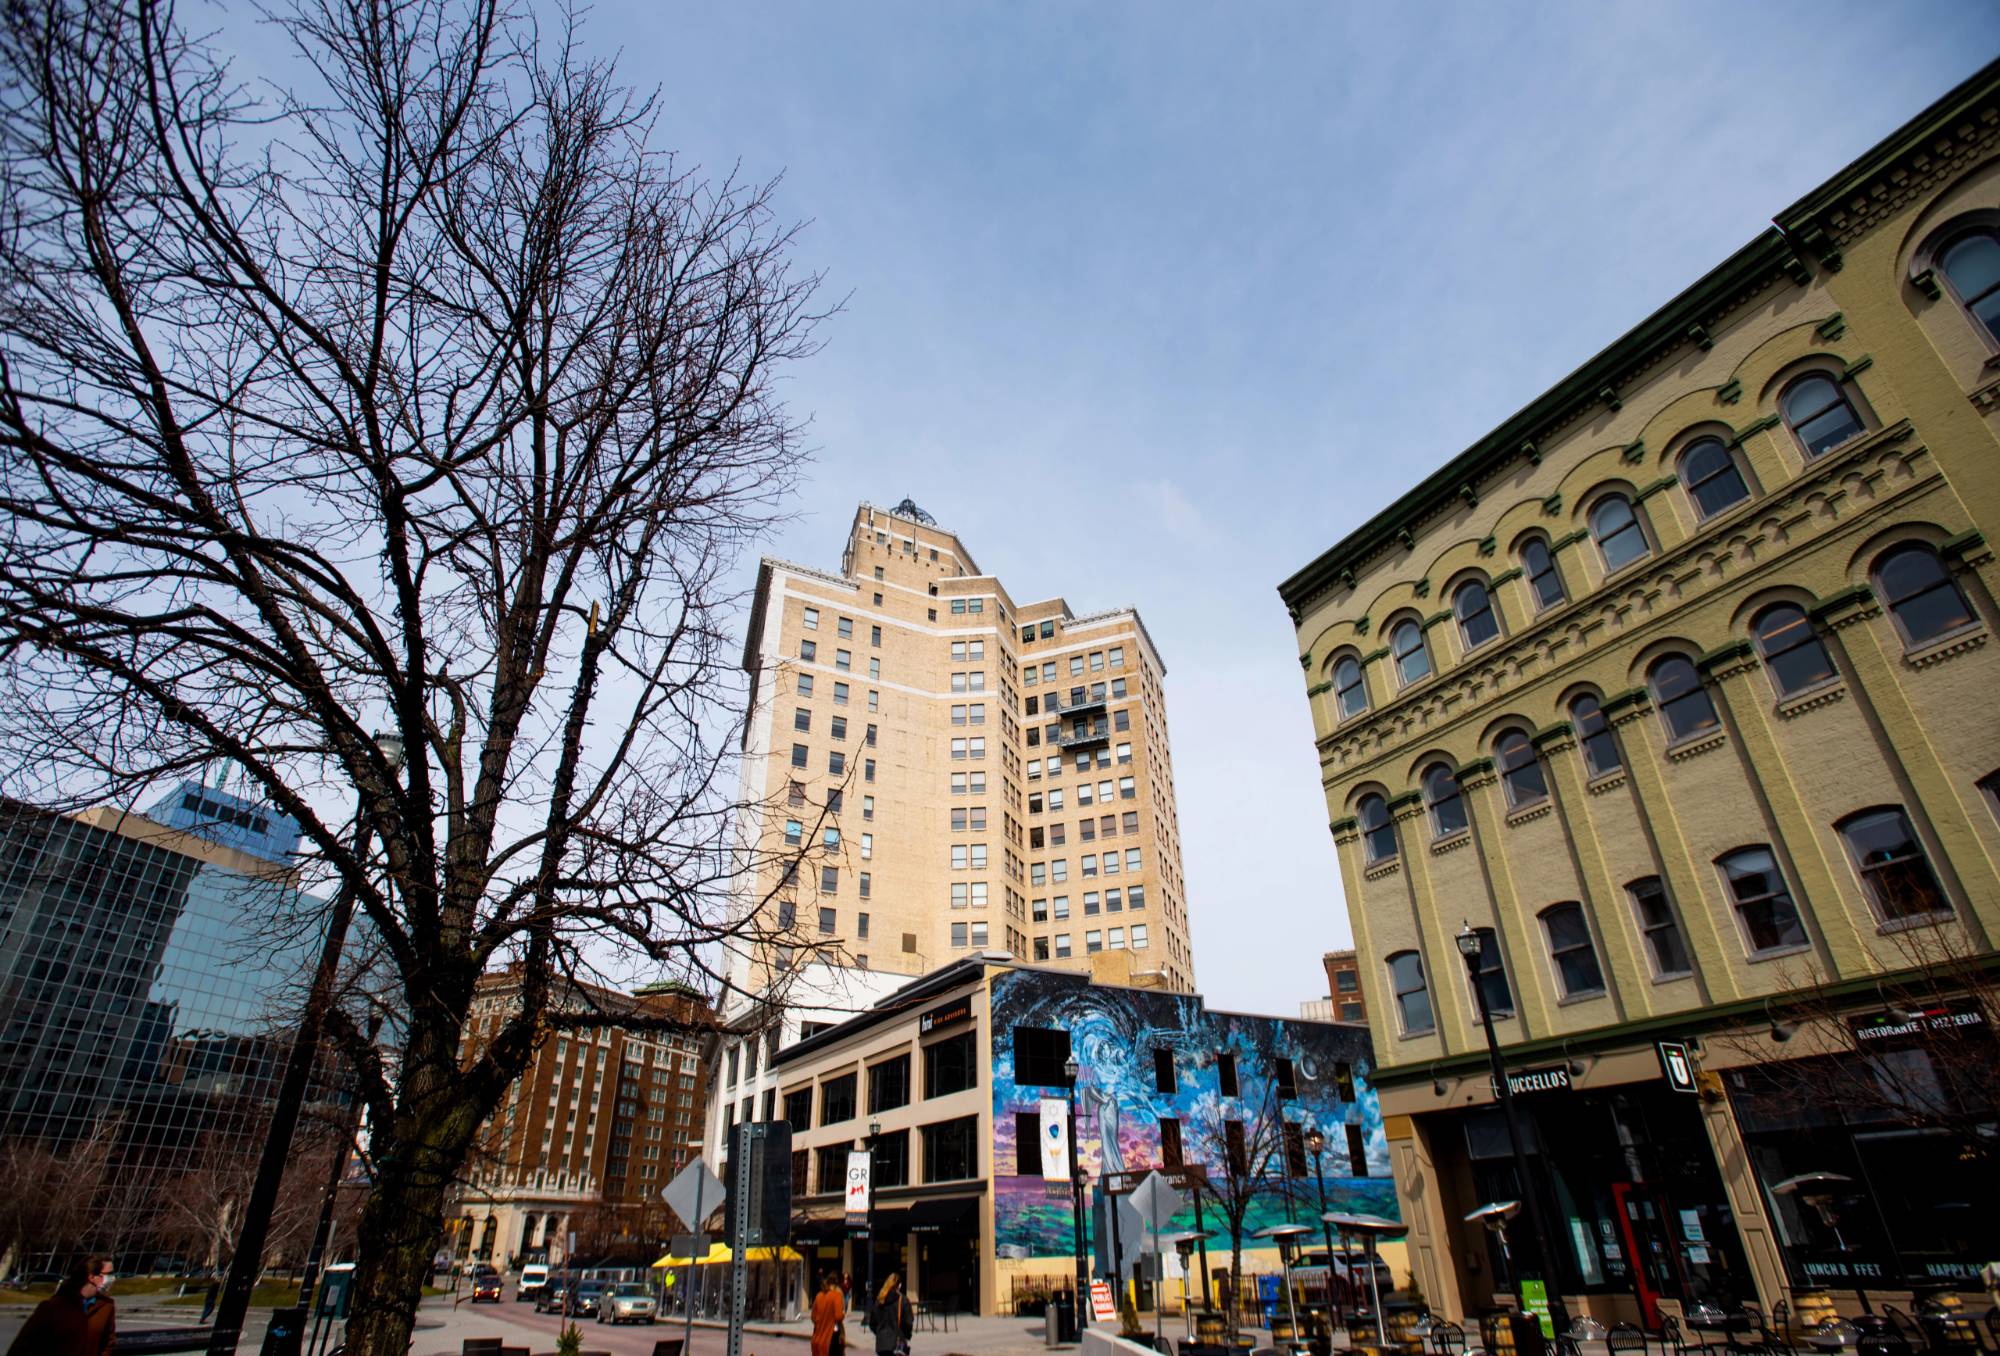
[811,1272,847,1356]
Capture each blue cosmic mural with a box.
[988,968,1399,1258]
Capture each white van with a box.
[517,1264,550,1302]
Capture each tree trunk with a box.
[1229,1235,1243,1335]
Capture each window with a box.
[1468,927,1513,1017]
[1752,603,1836,697]
[1345,1123,1368,1177]
[818,906,837,935]
[951,921,967,947]
[1719,846,1808,954]
[1873,544,1974,647]
[1570,693,1621,778]
[1781,374,1864,458]
[830,716,847,740]
[784,819,802,845]
[783,1087,813,1131]
[1159,1116,1184,1170]
[1225,1120,1248,1178]
[925,1030,977,1098]
[868,1054,911,1113]
[1495,730,1547,808]
[820,1073,857,1125]
[870,625,881,647]
[1650,655,1719,743]
[1589,494,1649,572]
[837,616,853,638]
[923,1116,980,1182]
[1522,537,1566,611]
[1217,1052,1238,1098]
[1386,951,1433,1035]
[1358,794,1396,865]
[790,743,808,769]
[860,833,873,859]
[1153,1047,1175,1094]
[1054,934,1071,957]
[863,796,874,820]
[1541,903,1605,999]
[1454,580,1500,650]
[857,909,869,934]
[819,866,838,893]
[1940,227,2000,342]
[1333,655,1368,720]
[1274,1056,1299,1101]
[1679,437,1751,519]
[802,607,818,630]
[833,681,849,705]
[1390,619,1430,687]
[1015,1026,1072,1087]
[827,750,845,776]
[834,649,851,671]
[823,826,840,850]
[800,639,816,662]
[814,1144,845,1193]
[859,874,871,899]
[1131,923,1148,949]
[1423,763,1467,839]
[1838,807,1948,922]
[1629,877,1692,978]
[797,673,814,696]
[872,1129,910,1189]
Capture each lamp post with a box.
[865,1119,881,1319]
[1065,1053,1089,1331]
[1304,1128,1343,1329]
[208,732,405,1356]
[1456,921,1568,1336]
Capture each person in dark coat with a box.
[7,1256,117,1356]
[869,1273,912,1356]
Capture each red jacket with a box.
[6,1292,116,1356]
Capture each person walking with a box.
[7,1256,117,1356]
[870,1273,912,1356]
[811,1274,847,1356]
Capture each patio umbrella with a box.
[1256,1222,1316,1344]
[1324,1212,1407,1334]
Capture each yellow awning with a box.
[650,1243,802,1267]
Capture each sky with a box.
[565,2,2000,1016]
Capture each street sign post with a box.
[663,1158,724,1356]
[1129,1172,1187,1347]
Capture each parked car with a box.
[517,1264,549,1302]
[534,1279,569,1314]
[569,1280,607,1318]
[597,1282,657,1325]
[470,1271,504,1303]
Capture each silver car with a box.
[597,1281,658,1325]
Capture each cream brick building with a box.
[1280,65,2000,1327]
[725,501,1195,998]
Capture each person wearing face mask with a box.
[7,1255,117,1356]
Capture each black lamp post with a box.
[209,732,405,1356]
[1305,1128,1343,1328]
[1456,921,1568,1335]
[865,1119,881,1318]
[1065,1053,1089,1331]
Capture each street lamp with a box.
[1304,1128,1343,1328]
[864,1119,882,1318]
[1456,921,1568,1336]
[209,731,407,1356]
[1065,1053,1088,1332]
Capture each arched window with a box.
[1385,951,1434,1035]
[1453,579,1500,650]
[1649,655,1719,743]
[1628,877,1692,979]
[1357,794,1397,865]
[1570,693,1622,778]
[1751,603,1836,697]
[1718,846,1808,954]
[1679,437,1750,519]
[1541,903,1606,999]
[1939,227,2000,343]
[1837,807,1949,922]
[1390,618,1431,687]
[1873,543,1974,647]
[1423,763,1468,839]
[1521,537,1566,611]
[1781,374,1864,459]
[1468,926,1513,1017]
[1589,494,1650,573]
[1495,730,1547,808]
[1333,654,1369,720]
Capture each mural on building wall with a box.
[988,969,1398,1258]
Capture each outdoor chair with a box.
[1429,1321,1467,1356]
[1879,1309,1926,1353]
[650,1341,686,1356]
[1608,1322,1650,1356]
[1659,1315,1692,1356]
[462,1339,503,1356]
[1766,1301,1796,1356]
[1983,1309,2000,1354]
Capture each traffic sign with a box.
[1129,1172,1186,1231]
[663,1157,726,1230]
[1656,1040,1697,1094]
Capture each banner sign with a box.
[1039,1097,1070,1181]
[920,995,974,1034]
[1489,1064,1571,1098]
[844,1149,871,1227]
[1849,1002,1987,1044]
[1089,1280,1116,1325]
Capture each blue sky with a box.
[590,3,1998,1014]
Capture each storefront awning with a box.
[907,1197,977,1234]
[860,1207,910,1237]
[650,1243,803,1267]
[790,1216,849,1247]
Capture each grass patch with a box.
[165,1281,298,1308]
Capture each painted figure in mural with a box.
[1079,1080,1125,1177]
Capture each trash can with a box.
[1047,1293,1079,1344]
[259,1306,309,1356]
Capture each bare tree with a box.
[0,0,826,1348]
[0,1139,67,1271]
[1184,1081,1286,1334]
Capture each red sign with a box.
[1089,1281,1115,1324]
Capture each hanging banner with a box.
[845,1150,872,1227]
[1039,1097,1070,1181]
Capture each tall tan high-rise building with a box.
[727,501,1195,994]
